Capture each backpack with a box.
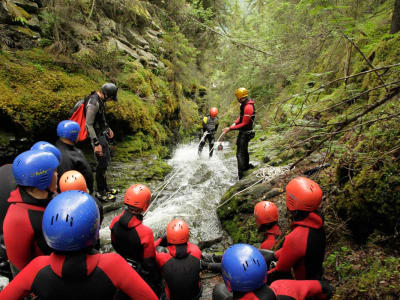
[69,97,89,142]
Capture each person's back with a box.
[56,120,94,194]
[0,190,158,300]
[268,177,326,282]
[156,219,202,300]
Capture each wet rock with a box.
[26,14,39,31]
[98,17,116,35]
[198,236,223,250]
[124,28,149,48]
[262,188,283,200]
[108,37,139,60]
[249,182,272,198]
[12,0,38,13]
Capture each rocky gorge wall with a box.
[0,0,203,164]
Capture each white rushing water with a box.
[100,141,237,246]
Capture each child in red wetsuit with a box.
[268,177,326,283]
[212,243,332,300]
[155,219,202,300]
[109,184,160,294]
[254,201,281,250]
[0,190,158,300]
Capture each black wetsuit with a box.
[85,92,111,195]
[199,116,219,157]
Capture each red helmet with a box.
[167,219,189,244]
[254,201,278,228]
[59,170,87,193]
[286,177,322,211]
[124,184,151,211]
[209,107,218,118]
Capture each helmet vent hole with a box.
[66,214,69,222]
[51,216,54,225]
[55,214,59,221]
[242,263,247,271]
[70,217,73,227]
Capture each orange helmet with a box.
[124,184,152,212]
[59,170,87,193]
[166,219,189,244]
[209,107,218,118]
[254,201,278,228]
[235,87,248,100]
[286,177,322,211]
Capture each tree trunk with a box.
[390,0,400,34]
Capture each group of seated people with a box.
[0,119,332,300]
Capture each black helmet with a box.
[101,83,118,101]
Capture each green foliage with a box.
[324,244,400,299]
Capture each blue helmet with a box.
[31,141,62,162]
[57,120,80,142]
[42,190,100,251]
[12,150,59,190]
[221,244,267,292]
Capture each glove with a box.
[259,249,276,263]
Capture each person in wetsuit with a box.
[0,190,158,300]
[222,88,255,179]
[3,150,59,276]
[198,107,219,158]
[254,201,281,251]
[212,243,332,300]
[109,184,161,295]
[56,120,94,194]
[267,177,326,284]
[85,83,118,202]
[155,219,202,300]
[56,120,103,223]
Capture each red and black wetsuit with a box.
[268,212,326,283]
[260,224,281,251]
[3,187,53,273]
[232,280,331,300]
[0,251,158,300]
[156,242,202,300]
[229,99,256,179]
[110,210,160,290]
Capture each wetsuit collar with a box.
[291,211,323,229]
[49,251,100,279]
[8,187,51,207]
[120,209,142,229]
[168,243,190,259]
[265,224,281,237]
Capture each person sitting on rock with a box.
[155,219,202,300]
[267,177,326,283]
[0,190,158,300]
[198,107,219,158]
[254,201,281,250]
[3,149,59,277]
[109,184,161,295]
[212,243,332,300]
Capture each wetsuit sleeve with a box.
[233,116,240,125]
[215,119,219,132]
[268,228,306,279]
[0,256,48,300]
[109,215,121,243]
[260,234,276,250]
[3,206,35,271]
[270,280,327,299]
[99,253,158,300]
[85,99,99,144]
[230,104,254,130]
[187,243,202,260]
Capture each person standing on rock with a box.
[267,177,326,284]
[198,107,219,158]
[85,83,118,202]
[56,120,94,194]
[0,191,158,300]
[109,184,161,296]
[222,88,255,179]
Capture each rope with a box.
[217,165,292,209]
